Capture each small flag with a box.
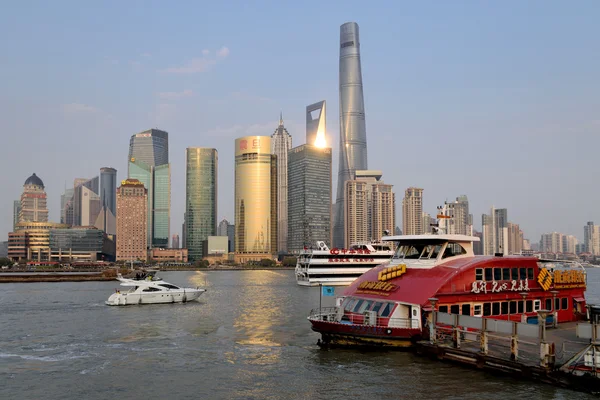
[322,286,335,296]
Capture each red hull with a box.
[310,320,423,348]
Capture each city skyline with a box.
[1,3,600,243]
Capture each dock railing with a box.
[431,309,556,368]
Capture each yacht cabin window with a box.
[142,287,161,292]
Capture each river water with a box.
[1,269,599,400]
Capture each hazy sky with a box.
[1,1,599,243]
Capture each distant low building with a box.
[49,227,115,262]
[0,241,8,258]
[149,248,188,263]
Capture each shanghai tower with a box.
[333,22,368,248]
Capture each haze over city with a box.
[2,1,599,242]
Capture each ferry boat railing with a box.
[308,307,416,328]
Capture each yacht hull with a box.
[105,289,205,306]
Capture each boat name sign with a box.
[471,279,530,294]
[329,248,371,255]
[328,258,375,263]
[356,280,398,296]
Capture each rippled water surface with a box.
[1,269,599,399]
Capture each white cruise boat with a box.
[295,241,394,286]
[105,273,206,306]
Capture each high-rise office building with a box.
[482,214,494,255]
[128,129,169,170]
[234,136,277,262]
[172,234,180,249]
[19,173,49,223]
[128,129,170,248]
[334,22,369,248]
[73,176,101,227]
[116,179,147,261]
[185,147,218,262]
[402,187,423,235]
[287,144,332,253]
[507,222,523,255]
[306,101,326,147]
[584,221,600,255]
[13,200,21,231]
[227,224,235,253]
[100,167,117,216]
[271,114,292,253]
[344,170,394,247]
[217,219,230,237]
[481,207,509,255]
[440,195,472,236]
[60,188,74,224]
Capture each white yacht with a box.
[105,273,206,306]
[295,241,394,286]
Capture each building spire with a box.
[279,111,283,126]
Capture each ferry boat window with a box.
[441,243,467,259]
[359,301,373,313]
[555,298,560,311]
[511,268,518,280]
[519,268,526,280]
[474,304,482,317]
[475,268,483,281]
[526,300,533,313]
[485,268,493,281]
[439,305,448,313]
[492,302,500,316]
[462,304,471,316]
[527,268,534,280]
[450,305,459,314]
[483,303,491,316]
[352,299,364,313]
[502,268,510,280]
[518,301,524,313]
[380,303,394,317]
[494,268,502,281]
[430,244,443,259]
[510,301,517,314]
[533,300,541,312]
[372,302,383,313]
[545,298,552,311]
[561,298,568,310]
[342,298,355,311]
[501,302,509,315]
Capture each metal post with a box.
[550,290,559,328]
[511,321,519,361]
[520,292,528,323]
[319,283,322,320]
[480,318,488,355]
[429,298,438,345]
[538,310,549,368]
[453,314,460,349]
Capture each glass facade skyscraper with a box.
[270,114,292,253]
[334,22,369,248]
[234,136,277,261]
[185,148,218,262]
[287,145,332,253]
[99,167,117,216]
[128,128,170,248]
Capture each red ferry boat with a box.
[308,234,587,348]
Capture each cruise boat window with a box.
[501,302,509,315]
[519,268,526,280]
[494,268,502,281]
[518,301,524,314]
[492,302,500,316]
[561,298,568,310]
[555,298,560,311]
[439,305,448,313]
[527,268,534,280]
[484,268,493,281]
[483,303,491,316]
[380,303,393,317]
[461,304,471,316]
[545,298,552,310]
[502,268,510,280]
[450,305,459,314]
[474,304,482,317]
[475,268,483,281]
[511,268,518,280]
[534,300,541,312]
[526,300,533,313]
[372,302,383,313]
[352,300,364,313]
[359,301,373,313]
[509,301,517,314]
